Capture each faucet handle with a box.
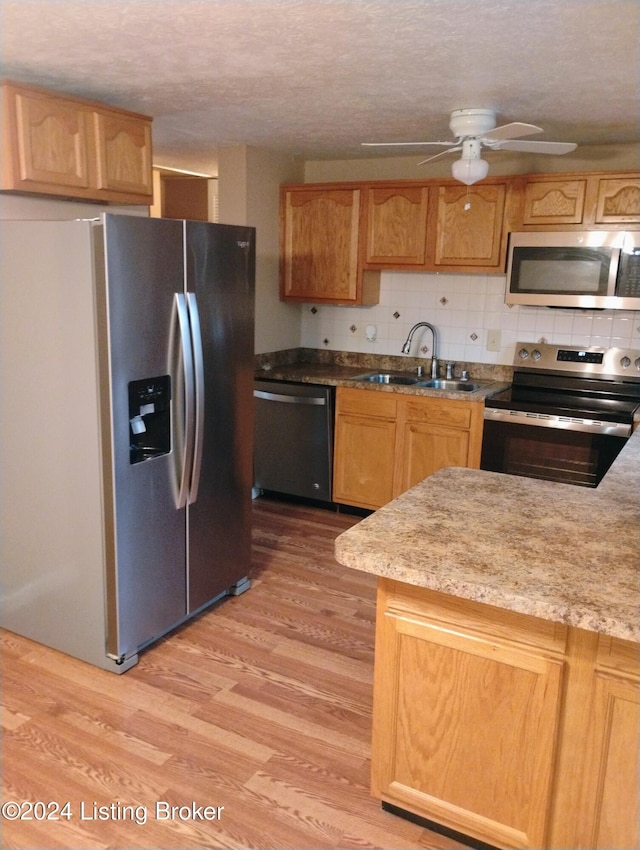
[445,361,455,380]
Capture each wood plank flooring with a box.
[1,496,466,850]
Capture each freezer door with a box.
[185,222,255,611]
[101,215,188,659]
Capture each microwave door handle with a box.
[609,246,622,296]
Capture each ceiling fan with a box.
[362,108,577,185]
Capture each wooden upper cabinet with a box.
[93,110,153,199]
[516,172,640,229]
[280,185,380,304]
[364,184,429,266]
[1,80,153,204]
[522,177,588,225]
[430,182,507,270]
[594,176,640,224]
[279,172,639,298]
[1,84,93,193]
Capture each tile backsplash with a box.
[300,271,640,365]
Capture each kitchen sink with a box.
[417,379,480,392]
[349,372,422,385]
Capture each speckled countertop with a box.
[254,361,508,401]
[335,428,640,642]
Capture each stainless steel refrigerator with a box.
[0,214,255,672]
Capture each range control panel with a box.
[514,342,640,378]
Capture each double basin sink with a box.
[348,372,480,392]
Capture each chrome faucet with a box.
[401,322,439,379]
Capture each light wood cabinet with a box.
[280,172,639,301]
[333,388,483,510]
[280,185,380,304]
[363,184,429,267]
[594,175,640,224]
[429,181,508,270]
[372,579,640,850]
[521,177,588,225]
[517,171,640,229]
[1,80,153,204]
[332,389,397,510]
[394,396,483,494]
[92,109,152,199]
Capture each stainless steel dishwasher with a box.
[253,380,334,501]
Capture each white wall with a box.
[301,271,640,366]
[218,145,304,354]
[0,194,149,220]
[304,143,640,183]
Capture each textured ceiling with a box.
[1,0,638,175]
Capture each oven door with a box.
[480,413,629,487]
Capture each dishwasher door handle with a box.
[254,389,327,405]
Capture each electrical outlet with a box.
[487,329,501,352]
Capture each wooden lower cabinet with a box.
[395,395,483,494]
[332,389,397,510]
[332,388,483,510]
[371,579,640,850]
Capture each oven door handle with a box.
[483,407,632,438]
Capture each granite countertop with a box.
[335,427,640,643]
[255,362,508,401]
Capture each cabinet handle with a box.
[254,390,326,405]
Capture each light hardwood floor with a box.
[1,496,466,850]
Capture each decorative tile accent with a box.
[310,307,318,314]
[440,297,448,305]
[349,325,357,333]
[393,312,400,319]
[470,332,478,341]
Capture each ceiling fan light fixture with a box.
[451,156,489,185]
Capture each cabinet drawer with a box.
[336,387,398,418]
[404,397,473,428]
[381,579,569,657]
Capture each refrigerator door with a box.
[185,222,255,611]
[101,215,188,659]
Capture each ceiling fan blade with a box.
[361,141,457,148]
[483,122,543,141]
[417,146,462,166]
[494,139,577,154]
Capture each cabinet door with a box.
[4,86,92,192]
[372,584,564,849]
[333,388,397,509]
[396,421,470,494]
[394,396,482,496]
[570,637,640,850]
[522,178,587,225]
[364,185,429,266]
[431,183,507,269]
[583,675,640,849]
[594,176,640,224]
[281,188,362,303]
[93,110,153,199]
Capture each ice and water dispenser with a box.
[128,376,171,464]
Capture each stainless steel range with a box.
[481,342,640,487]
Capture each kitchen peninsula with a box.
[334,427,639,849]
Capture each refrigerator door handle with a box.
[170,293,196,509]
[186,292,205,504]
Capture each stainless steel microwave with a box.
[506,231,640,310]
